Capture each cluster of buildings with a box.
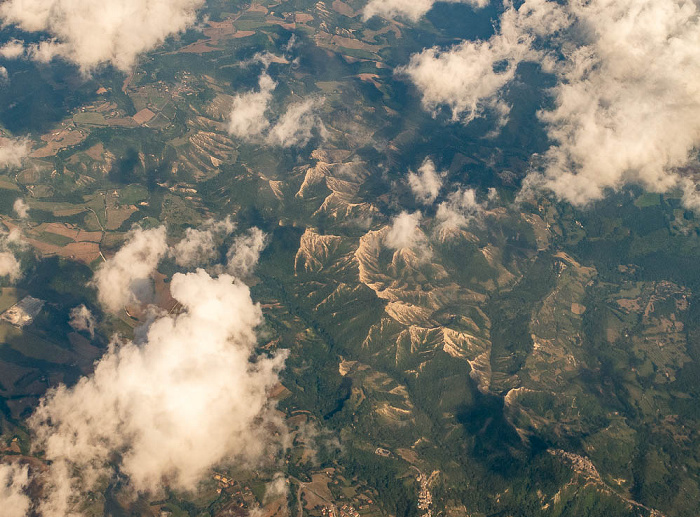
[212,472,256,502]
[321,505,337,517]
[1,296,44,327]
[339,504,361,517]
[322,503,361,517]
[415,471,435,517]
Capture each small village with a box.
[414,469,438,517]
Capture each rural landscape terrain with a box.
[0,1,699,516]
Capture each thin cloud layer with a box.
[91,226,169,313]
[0,0,205,72]
[0,251,21,282]
[30,269,287,516]
[363,0,488,22]
[0,463,30,517]
[408,158,444,204]
[93,222,268,315]
[402,0,700,207]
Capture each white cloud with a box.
[384,211,432,260]
[0,137,30,169]
[228,73,276,139]
[30,269,287,516]
[91,226,168,313]
[228,73,325,147]
[266,98,326,148]
[0,229,26,283]
[397,0,568,123]
[173,217,236,268]
[226,227,268,278]
[0,0,205,72]
[403,0,700,207]
[93,223,269,314]
[0,463,31,517]
[363,0,489,22]
[0,66,7,81]
[435,188,483,235]
[25,40,68,64]
[69,304,96,338]
[526,0,700,207]
[0,39,25,59]
[13,198,29,219]
[407,158,444,204]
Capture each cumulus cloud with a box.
[30,269,287,516]
[228,73,325,147]
[363,0,489,22]
[69,304,96,338]
[0,137,30,169]
[228,73,277,139]
[403,0,700,207]
[0,229,25,283]
[435,188,484,236]
[0,0,205,72]
[91,226,168,313]
[526,0,700,207]
[226,227,268,278]
[384,211,432,260]
[13,198,29,219]
[173,217,236,268]
[92,222,269,314]
[267,98,326,148]
[0,463,31,517]
[398,0,567,123]
[408,158,444,204]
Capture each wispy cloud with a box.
[173,217,236,268]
